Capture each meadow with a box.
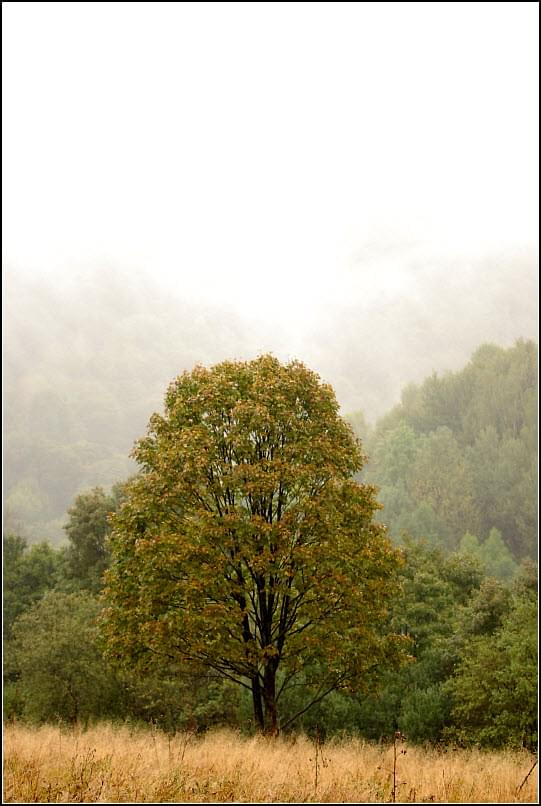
[3,722,538,803]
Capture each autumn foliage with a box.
[101,356,406,733]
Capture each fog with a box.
[2,2,538,541]
[5,243,538,421]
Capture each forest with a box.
[3,339,537,750]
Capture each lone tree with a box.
[101,355,405,734]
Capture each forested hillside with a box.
[3,251,538,546]
[359,340,537,561]
[3,267,273,542]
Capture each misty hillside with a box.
[361,339,537,561]
[3,251,538,545]
[300,248,538,417]
[4,265,277,542]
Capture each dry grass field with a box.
[3,722,538,803]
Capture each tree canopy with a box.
[445,574,537,750]
[63,484,126,592]
[364,340,537,559]
[3,534,63,639]
[8,591,122,725]
[101,355,406,734]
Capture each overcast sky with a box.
[2,1,539,329]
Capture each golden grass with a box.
[2,722,538,803]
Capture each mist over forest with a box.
[3,247,538,546]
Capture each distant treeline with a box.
[4,336,538,564]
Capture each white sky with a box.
[2,1,539,326]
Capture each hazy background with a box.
[2,1,538,542]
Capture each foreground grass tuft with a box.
[3,722,538,803]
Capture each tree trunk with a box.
[262,662,279,736]
[251,675,265,732]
